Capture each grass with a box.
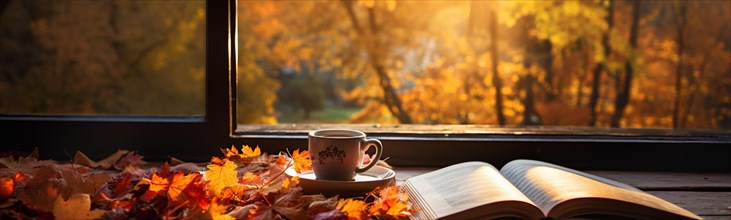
[277,107,362,124]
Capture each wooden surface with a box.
[394,167,731,219]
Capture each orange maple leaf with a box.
[223,145,240,158]
[205,158,239,195]
[0,177,12,201]
[275,154,289,167]
[240,172,263,186]
[337,198,367,220]
[369,185,410,217]
[291,149,312,174]
[183,174,209,209]
[168,173,197,202]
[281,176,299,189]
[240,145,261,158]
[149,173,169,194]
[15,171,28,182]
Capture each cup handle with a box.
[356,138,383,173]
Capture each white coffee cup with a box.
[308,129,383,181]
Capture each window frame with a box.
[0,0,231,161]
[1,0,729,171]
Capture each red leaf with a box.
[114,151,145,170]
[113,174,132,197]
[159,162,171,178]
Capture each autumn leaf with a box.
[369,185,411,218]
[168,173,196,202]
[220,184,257,201]
[18,165,64,211]
[52,194,105,220]
[206,157,239,195]
[0,156,16,168]
[223,145,240,158]
[275,154,289,167]
[222,145,261,160]
[73,149,130,169]
[183,174,210,209]
[281,176,299,189]
[337,198,367,220]
[241,145,262,158]
[112,173,132,198]
[0,177,12,201]
[15,171,29,182]
[308,196,339,216]
[312,210,347,220]
[113,151,145,170]
[241,171,264,186]
[135,178,156,202]
[209,197,235,220]
[292,149,312,174]
[159,162,171,178]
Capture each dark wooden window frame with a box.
[1,0,729,171]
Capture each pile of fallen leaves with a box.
[0,146,412,219]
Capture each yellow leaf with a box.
[337,198,367,220]
[292,149,312,174]
[209,198,235,220]
[53,194,104,220]
[240,145,261,158]
[206,158,239,195]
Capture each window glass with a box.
[237,1,730,129]
[0,0,206,116]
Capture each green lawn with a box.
[277,107,362,124]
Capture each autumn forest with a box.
[2,0,730,129]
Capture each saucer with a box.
[284,166,396,197]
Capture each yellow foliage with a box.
[205,158,239,195]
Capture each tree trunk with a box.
[588,0,613,126]
[541,40,558,102]
[521,75,542,125]
[610,0,640,127]
[341,1,412,123]
[672,2,687,129]
[489,10,506,125]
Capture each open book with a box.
[403,160,701,220]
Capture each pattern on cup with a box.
[317,145,346,165]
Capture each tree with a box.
[489,10,507,126]
[588,0,613,126]
[340,0,412,124]
[672,1,688,129]
[611,0,640,127]
[279,75,324,119]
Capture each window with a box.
[0,0,206,116]
[0,0,228,161]
[1,1,729,171]
[235,0,730,129]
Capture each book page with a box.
[405,161,542,219]
[500,159,700,220]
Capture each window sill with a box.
[233,124,731,171]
